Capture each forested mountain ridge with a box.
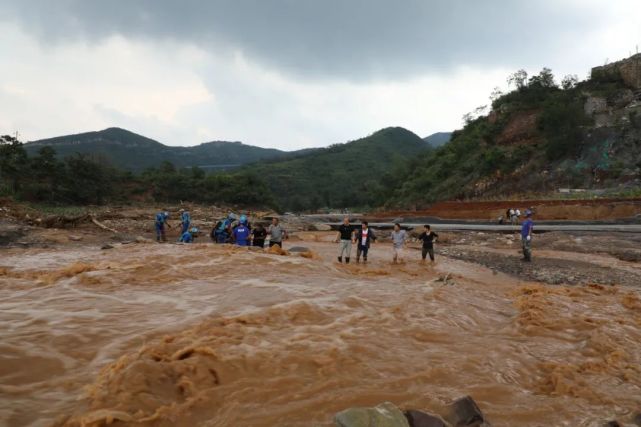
[237,127,429,211]
[25,127,290,172]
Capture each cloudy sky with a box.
[1,1,640,149]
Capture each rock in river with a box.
[335,402,410,427]
[444,396,490,427]
[404,409,449,427]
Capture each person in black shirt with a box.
[418,224,439,262]
[335,217,354,263]
[251,223,267,248]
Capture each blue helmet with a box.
[240,214,247,225]
[525,209,533,217]
[190,227,199,234]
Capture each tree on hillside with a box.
[29,146,63,202]
[190,166,205,180]
[561,74,579,90]
[507,69,528,89]
[528,67,557,88]
[0,135,28,194]
[489,87,504,102]
[63,154,115,204]
[462,105,489,125]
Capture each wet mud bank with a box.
[442,246,641,286]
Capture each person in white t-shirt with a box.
[353,221,376,263]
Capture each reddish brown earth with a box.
[496,109,541,146]
[373,198,641,221]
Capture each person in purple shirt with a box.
[521,209,534,262]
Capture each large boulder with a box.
[443,396,490,427]
[335,402,410,427]
[404,409,450,427]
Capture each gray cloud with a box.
[0,0,604,80]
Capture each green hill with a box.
[423,132,452,148]
[237,127,429,211]
[25,127,289,172]
[387,56,641,207]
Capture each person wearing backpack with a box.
[179,227,199,243]
[214,213,235,243]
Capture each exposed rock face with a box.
[591,53,641,89]
[495,110,540,145]
[584,96,608,115]
[619,54,641,89]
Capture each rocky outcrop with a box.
[444,396,490,427]
[591,53,641,89]
[584,96,608,115]
[404,410,448,427]
[335,402,410,427]
[335,397,490,427]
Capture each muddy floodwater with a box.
[2,239,641,426]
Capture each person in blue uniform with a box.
[154,211,171,242]
[179,209,191,234]
[179,227,199,243]
[233,219,251,246]
[213,213,235,243]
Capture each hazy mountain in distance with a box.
[423,132,452,147]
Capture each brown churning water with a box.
[1,242,641,426]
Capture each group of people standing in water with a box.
[335,217,439,264]
[154,209,533,263]
[154,209,287,247]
